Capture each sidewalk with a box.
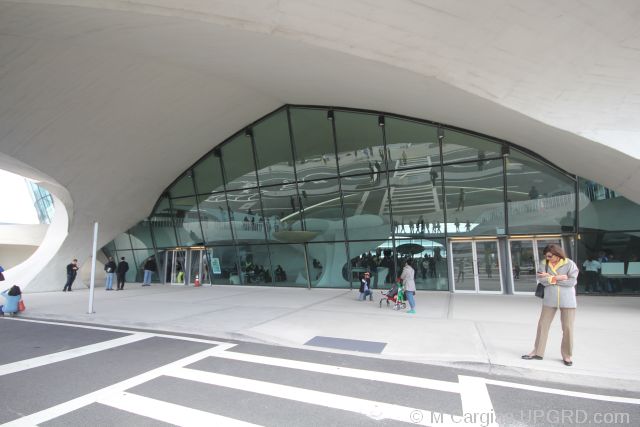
[11,285,640,392]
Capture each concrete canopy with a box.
[0,0,639,291]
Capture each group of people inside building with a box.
[581,251,639,293]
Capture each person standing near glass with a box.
[522,244,579,366]
[116,257,129,291]
[104,257,116,291]
[142,256,157,287]
[63,259,79,292]
[401,259,416,314]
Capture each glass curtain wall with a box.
[102,105,639,294]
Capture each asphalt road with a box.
[1,318,638,426]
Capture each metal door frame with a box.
[508,236,565,295]
[449,239,504,294]
[165,249,187,285]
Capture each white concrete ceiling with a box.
[0,0,639,290]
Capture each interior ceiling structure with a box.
[0,0,639,290]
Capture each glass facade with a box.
[27,181,55,224]
[102,105,640,295]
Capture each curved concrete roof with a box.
[1,0,639,290]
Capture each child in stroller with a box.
[379,278,406,310]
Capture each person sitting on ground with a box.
[359,272,373,301]
[1,285,22,316]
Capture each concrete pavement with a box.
[14,284,640,393]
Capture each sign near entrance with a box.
[211,258,222,274]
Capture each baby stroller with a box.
[379,280,406,310]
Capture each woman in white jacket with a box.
[401,258,416,314]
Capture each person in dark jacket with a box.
[142,257,157,286]
[116,257,129,291]
[358,272,373,301]
[63,259,79,292]
[104,256,117,291]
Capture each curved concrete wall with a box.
[0,1,638,291]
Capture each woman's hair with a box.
[8,285,21,296]
[543,244,566,260]
[405,258,413,267]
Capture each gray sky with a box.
[0,169,39,224]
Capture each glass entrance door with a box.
[476,241,501,292]
[166,250,187,285]
[451,241,474,291]
[450,240,503,293]
[509,237,563,294]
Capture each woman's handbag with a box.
[535,263,549,298]
[535,283,545,298]
[18,300,25,312]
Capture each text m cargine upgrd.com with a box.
[409,409,632,426]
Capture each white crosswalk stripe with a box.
[4,319,639,426]
[97,391,262,427]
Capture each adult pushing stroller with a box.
[379,280,406,310]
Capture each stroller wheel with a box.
[401,303,406,309]
[379,299,382,308]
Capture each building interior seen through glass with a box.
[102,106,640,295]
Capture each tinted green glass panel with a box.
[259,184,303,242]
[307,241,350,288]
[441,129,501,164]
[222,134,257,190]
[169,174,196,198]
[237,243,271,285]
[443,160,505,235]
[342,175,392,241]
[253,110,295,186]
[402,238,448,290]
[578,177,639,232]
[269,243,309,287]
[334,111,385,177]
[197,193,234,244]
[129,220,154,249]
[226,189,266,244]
[388,167,444,238]
[385,117,440,169]
[289,108,337,181]
[506,149,575,234]
[205,246,238,285]
[171,196,204,246]
[113,232,132,250]
[296,178,345,241]
[150,197,177,248]
[193,154,225,194]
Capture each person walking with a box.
[522,244,579,366]
[116,257,129,291]
[63,259,79,292]
[401,259,416,314]
[142,256,157,286]
[104,256,117,291]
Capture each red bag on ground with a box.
[18,300,25,312]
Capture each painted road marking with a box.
[2,345,233,427]
[0,333,152,376]
[207,349,460,393]
[98,391,261,426]
[5,317,229,345]
[168,367,462,426]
